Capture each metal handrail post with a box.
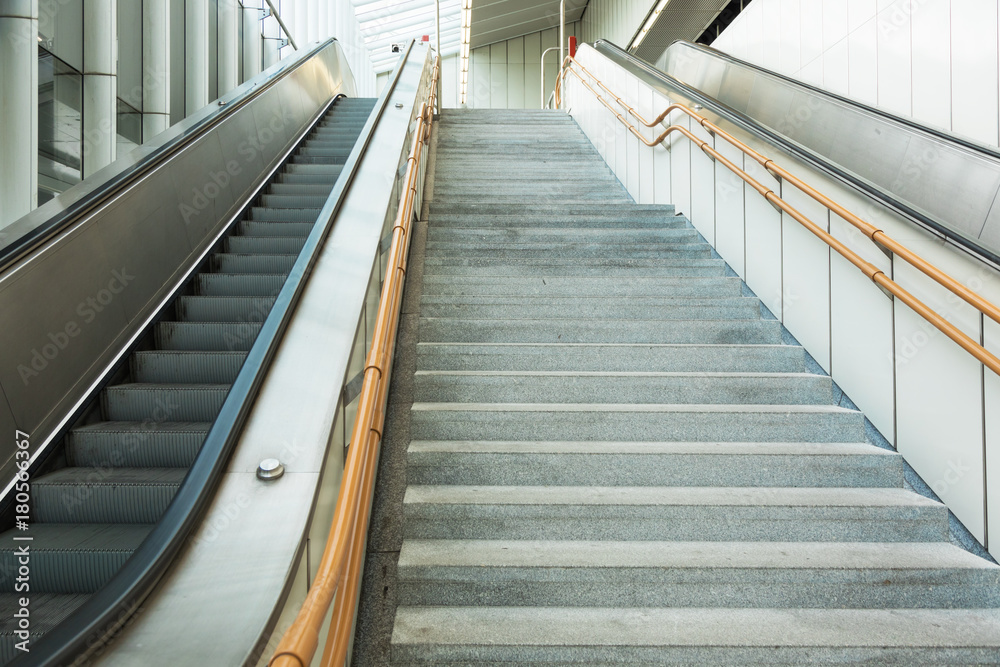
[540,46,560,109]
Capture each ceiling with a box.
[353,0,726,73]
[470,0,589,49]
[629,0,731,63]
[352,0,464,72]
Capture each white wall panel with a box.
[762,0,781,71]
[822,37,850,97]
[652,90,673,205]
[894,296,985,543]
[625,74,641,200]
[637,86,655,204]
[822,0,849,51]
[689,121,716,241]
[800,1,824,67]
[714,141,746,275]
[910,0,951,132]
[781,188,832,370]
[779,0,802,74]
[987,320,1000,550]
[715,0,1000,149]
[951,0,999,146]
[847,17,878,107]
[743,159,783,317]
[669,114,692,223]
[829,213,896,442]
[490,42,508,109]
[876,0,912,117]
[744,0,765,64]
[848,0,877,32]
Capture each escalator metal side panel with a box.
[0,41,356,494]
[645,39,1000,266]
[86,46,434,667]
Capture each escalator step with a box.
[290,155,343,165]
[283,163,343,175]
[297,145,353,156]
[102,384,229,422]
[155,321,263,351]
[0,524,152,594]
[275,172,342,186]
[258,194,330,209]
[211,253,299,274]
[32,468,186,524]
[249,207,321,222]
[267,183,334,196]
[132,351,247,384]
[67,421,210,468]
[225,236,307,254]
[176,295,277,322]
[236,221,314,238]
[196,273,289,296]
[0,594,89,662]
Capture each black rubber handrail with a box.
[16,39,418,667]
[0,37,337,274]
[595,39,1000,270]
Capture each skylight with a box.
[352,0,463,71]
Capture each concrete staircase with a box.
[388,109,1000,664]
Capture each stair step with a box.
[410,402,864,443]
[406,440,902,487]
[102,383,228,422]
[258,194,331,209]
[418,318,784,344]
[131,350,247,383]
[397,540,1000,608]
[0,594,89,661]
[423,242,713,260]
[267,183,334,196]
[211,253,298,274]
[418,296,760,320]
[428,203,674,216]
[390,607,1000,664]
[413,371,832,405]
[176,295,277,322]
[236,221,314,238]
[196,273,288,296]
[425,227,700,244]
[225,236,307,255]
[0,524,152,593]
[421,275,742,298]
[249,207,321,222]
[31,467,185,523]
[402,485,946,542]
[155,321,262,351]
[67,421,209,468]
[415,343,808,373]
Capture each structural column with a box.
[142,0,170,139]
[0,0,38,226]
[242,2,262,83]
[82,0,116,177]
[262,12,280,69]
[185,0,209,115]
[217,0,239,95]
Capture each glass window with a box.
[38,49,83,205]
[116,99,143,156]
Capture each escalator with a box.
[0,84,377,662]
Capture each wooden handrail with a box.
[269,56,440,667]
[558,55,1000,377]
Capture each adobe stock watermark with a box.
[931,458,972,499]
[178,108,296,224]
[17,268,135,386]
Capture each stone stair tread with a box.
[403,485,938,508]
[406,440,893,456]
[397,540,995,571]
[410,402,860,414]
[391,606,1000,649]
